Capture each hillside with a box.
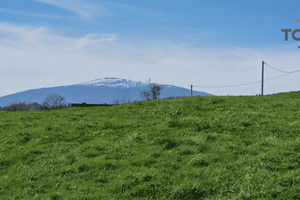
[0,92,299,199]
[0,78,212,107]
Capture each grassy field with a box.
[0,92,299,199]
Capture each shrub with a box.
[140,82,163,101]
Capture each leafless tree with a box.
[140,91,151,101]
[43,94,67,110]
[121,90,131,104]
[113,90,131,105]
[113,98,121,105]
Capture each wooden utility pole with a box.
[261,61,264,96]
[191,85,193,97]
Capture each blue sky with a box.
[0,0,299,96]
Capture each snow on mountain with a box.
[0,78,213,107]
[76,77,147,88]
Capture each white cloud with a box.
[75,34,117,50]
[0,23,299,97]
[0,23,117,51]
[34,0,109,20]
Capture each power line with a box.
[193,64,300,88]
[264,62,300,73]
[264,69,300,80]
[193,80,261,88]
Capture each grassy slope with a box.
[0,92,299,199]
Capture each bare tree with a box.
[121,90,131,104]
[113,98,121,105]
[140,91,151,101]
[113,90,131,105]
[43,94,67,110]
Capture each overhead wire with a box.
[264,62,300,73]
[193,63,300,88]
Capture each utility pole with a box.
[261,61,264,96]
[191,85,193,97]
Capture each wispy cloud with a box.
[0,8,60,19]
[0,23,69,49]
[75,34,117,50]
[34,0,110,20]
[101,1,144,12]
[0,22,299,97]
[0,22,117,51]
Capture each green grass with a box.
[0,92,299,199]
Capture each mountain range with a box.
[0,78,213,107]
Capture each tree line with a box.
[0,94,68,111]
[0,83,163,111]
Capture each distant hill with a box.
[0,77,213,106]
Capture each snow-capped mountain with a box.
[0,78,213,107]
[76,78,148,88]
